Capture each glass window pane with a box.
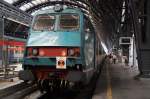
[27,3,33,8]
[33,14,55,31]
[40,0,46,2]
[3,0,14,4]
[23,4,30,9]
[32,1,38,5]
[20,6,27,11]
[35,0,42,4]
[60,14,79,31]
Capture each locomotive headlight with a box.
[32,48,39,56]
[27,48,32,56]
[68,49,75,56]
[75,64,82,71]
[68,48,80,57]
[61,51,66,56]
[39,50,45,56]
[54,4,63,12]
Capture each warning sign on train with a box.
[56,57,66,69]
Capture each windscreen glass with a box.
[33,14,55,31]
[60,14,79,31]
[4,18,29,39]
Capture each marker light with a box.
[61,51,66,56]
[32,48,39,56]
[68,48,80,57]
[54,4,63,12]
[39,50,45,56]
[68,49,75,56]
[27,48,32,56]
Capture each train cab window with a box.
[59,14,79,31]
[33,14,55,31]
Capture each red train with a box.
[0,39,25,64]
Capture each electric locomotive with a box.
[19,6,105,91]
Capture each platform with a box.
[0,77,23,90]
[92,59,150,99]
[0,63,23,90]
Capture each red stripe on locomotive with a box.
[39,48,67,57]
[0,40,25,46]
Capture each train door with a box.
[95,38,99,70]
[83,17,95,69]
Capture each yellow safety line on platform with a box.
[106,62,113,99]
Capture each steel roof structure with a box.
[2,0,144,48]
[2,0,150,75]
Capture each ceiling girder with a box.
[13,0,30,7]
[13,0,88,8]
[25,1,88,14]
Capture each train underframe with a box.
[19,66,89,92]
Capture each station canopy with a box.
[3,0,89,16]
[2,0,125,26]
[3,0,134,51]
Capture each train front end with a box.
[19,8,85,90]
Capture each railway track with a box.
[0,68,101,99]
[0,74,97,99]
[24,73,99,99]
[0,82,38,99]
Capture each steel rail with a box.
[0,82,37,99]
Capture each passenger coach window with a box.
[33,15,55,31]
[60,14,79,30]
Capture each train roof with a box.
[33,7,83,16]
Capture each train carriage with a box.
[19,6,105,91]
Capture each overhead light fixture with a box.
[54,4,63,12]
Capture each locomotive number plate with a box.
[56,57,66,69]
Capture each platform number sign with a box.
[56,57,66,69]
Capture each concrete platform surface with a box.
[0,77,23,90]
[92,59,150,99]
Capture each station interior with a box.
[0,0,150,99]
